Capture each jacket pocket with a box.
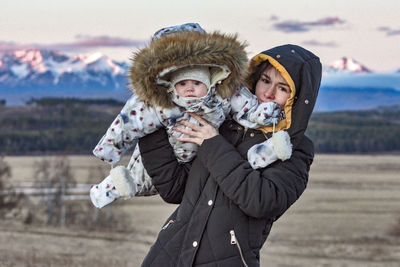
[230,229,249,267]
[161,219,175,230]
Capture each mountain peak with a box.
[13,49,45,65]
[328,57,371,73]
[0,49,127,88]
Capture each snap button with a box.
[250,132,255,137]
[276,54,281,58]
[208,200,213,206]
[291,49,295,53]
[193,241,198,247]
[305,99,309,104]
[217,81,222,84]
[237,126,242,130]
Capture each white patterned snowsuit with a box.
[90,85,291,208]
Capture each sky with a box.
[1,0,399,72]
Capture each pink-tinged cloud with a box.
[0,35,147,53]
[0,41,36,52]
[302,40,338,47]
[378,26,400,36]
[272,17,346,33]
[269,15,279,21]
[52,35,147,49]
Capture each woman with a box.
[139,44,321,266]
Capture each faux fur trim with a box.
[110,166,136,199]
[130,31,248,108]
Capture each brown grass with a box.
[1,154,400,266]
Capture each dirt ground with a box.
[1,154,400,266]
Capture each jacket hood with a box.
[246,44,322,141]
[130,31,248,108]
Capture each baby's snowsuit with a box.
[90,23,292,208]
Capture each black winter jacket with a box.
[139,121,313,267]
[139,44,321,267]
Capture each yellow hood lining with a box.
[250,54,296,133]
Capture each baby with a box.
[90,66,291,209]
[90,23,292,209]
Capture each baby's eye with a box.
[178,81,186,86]
[194,81,201,85]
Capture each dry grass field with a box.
[1,154,400,266]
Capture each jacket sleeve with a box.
[139,128,191,204]
[198,134,313,219]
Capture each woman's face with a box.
[255,65,291,107]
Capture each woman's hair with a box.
[247,60,271,93]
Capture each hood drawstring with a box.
[272,120,276,135]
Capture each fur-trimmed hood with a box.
[129,30,248,108]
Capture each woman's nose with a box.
[264,87,275,99]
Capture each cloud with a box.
[269,15,279,21]
[378,26,400,36]
[55,35,146,49]
[0,41,34,52]
[302,40,338,47]
[272,17,346,33]
[0,35,147,53]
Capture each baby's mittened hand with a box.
[90,175,120,209]
[251,101,282,126]
[247,139,279,169]
[247,131,292,169]
[270,131,292,161]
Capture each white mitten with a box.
[90,175,120,209]
[247,131,292,169]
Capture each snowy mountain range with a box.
[0,49,131,105]
[323,57,371,74]
[1,49,400,111]
[319,58,400,111]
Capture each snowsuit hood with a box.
[246,44,322,141]
[129,30,248,108]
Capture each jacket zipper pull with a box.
[162,219,174,230]
[230,230,237,244]
[230,230,249,267]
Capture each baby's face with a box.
[175,79,208,98]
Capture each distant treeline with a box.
[306,108,400,153]
[0,99,121,155]
[1,98,399,154]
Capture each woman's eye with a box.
[261,78,269,83]
[279,87,289,93]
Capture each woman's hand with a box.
[174,113,218,146]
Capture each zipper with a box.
[230,230,249,267]
[162,219,175,230]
